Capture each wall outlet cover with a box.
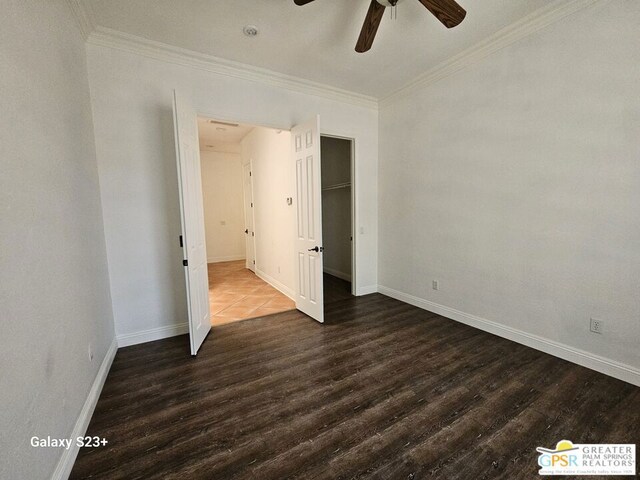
[590,318,603,334]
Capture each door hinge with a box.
[251,202,253,208]
[179,235,183,247]
[253,260,255,264]
[249,171,252,176]
[252,232,255,237]
[183,259,188,267]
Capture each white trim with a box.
[207,255,246,264]
[356,285,378,296]
[116,323,189,348]
[255,268,295,300]
[323,266,352,282]
[378,285,640,387]
[52,338,117,480]
[65,0,96,41]
[381,0,603,105]
[86,27,378,110]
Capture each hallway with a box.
[208,261,295,326]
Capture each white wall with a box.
[200,150,246,263]
[378,2,640,383]
[86,40,378,341]
[241,128,294,295]
[0,1,116,478]
[321,137,352,281]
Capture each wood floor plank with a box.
[70,288,640,480]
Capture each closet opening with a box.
[321,135,355,303]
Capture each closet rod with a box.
[322,182,351,191]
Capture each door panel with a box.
[243,162,256,272]
[292,116,324,323]
[173,91,211,355]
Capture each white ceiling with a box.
[197,117,254,153]
[85,0,545,98]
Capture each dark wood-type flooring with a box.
[71,277,639,479]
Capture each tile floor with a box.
[208,260,295,326]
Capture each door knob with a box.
[308,246,324,253]
[245,229,249,234]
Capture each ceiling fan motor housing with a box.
[376,0,402,6]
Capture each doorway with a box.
[321,136,355,304]
[197,117,295,326]
[174,95,361,353]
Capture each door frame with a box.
[319,133,356,296]
[195,109,360,298]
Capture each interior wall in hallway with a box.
[241,127,295,297]
[200,150,246,263]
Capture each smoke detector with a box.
[243,25,259,37]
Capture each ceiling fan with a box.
[293,0,466,53]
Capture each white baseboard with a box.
[255,269,295,300]
[323,267,352,282]
[207,255,246,264]
[356,285,378,296]
[116,322,188,348]
[52,337,117,480]
[378,285,640,387]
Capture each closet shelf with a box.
[322,182,351,191]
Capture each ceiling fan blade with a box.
[294,0,316,5]
[355,0,386,53]
[417,0,466,28]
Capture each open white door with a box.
[292,116,324,323]
[242,162,256,272]
[173,91,211,355]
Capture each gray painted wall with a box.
[379,2,640,375]
[0,1,115,478]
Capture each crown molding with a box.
[65,0,96,41]
[381,0,604,106]
[74,0,600,109]
[86,26,378,110]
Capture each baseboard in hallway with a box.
[207,255,246,263]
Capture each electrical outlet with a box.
[88,344,94,362]
[590,318,604,334]
[432,280,439,291]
